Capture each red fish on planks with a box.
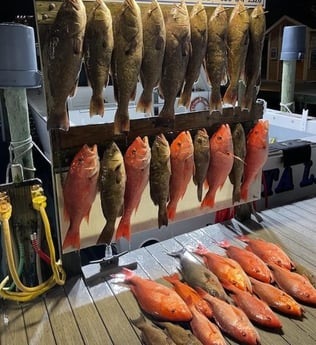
[163,272,213,318]
[188,299,227,345]
[111,268,192,322]
[249,276,304,317]
[240,120,269,201]
[193,243,252,292]
[268,263,316,305]
[222,282,282,329]
[217,239,274,283]
[44,0,86,131]
[115,136,151,241]
[238,236,296,271]
[167,131,195,221]
[197,288,261,345]
[201,124,234,209]
[62,144,100,250]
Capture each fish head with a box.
[69,144,100,179]
[102,142,125,170]
[194,128,209,151]
[210,124,233,154]
[152,134,170,161]
[250,4,266,35]
[170,131,193,160]
[247,120,269,150]
[229,1,250,33]
[125,136,151,169]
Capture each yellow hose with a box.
[0,186,66,301]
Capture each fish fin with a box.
[158,206,168,228]
[47,110,70,131]
[136,92,153,114]
[163,272,180,284]
[130,85,137,102]
[201,190,215,209]
[167,202,177,221]
[240,184,249,201]
[115,218,131,241]
[197,183,203,203]
[97,221,115,245]
[209,91,223,113]
[232,186,241,203]
[69,77,79,98]
[62,226,80,251]
[114,108,130,135]
[178,86,191,109]
[223,85,238,107]
[90,95,105,117]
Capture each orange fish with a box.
[249,277,304,317]
[268,263,316,305]
[112,268,192,322]
[218,239,274,283]
[193,243,252,292]
[167,131,194,220]
[201,124,234,209]
[240,120,269,201]
[197,288,261,345]
[115,136,151,241]
[163,272,213,318]
[62,144,100,250]
[188,299,226,345]
[223,282,282,329]
[238,236,296,271]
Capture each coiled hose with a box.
[0,186,66,302]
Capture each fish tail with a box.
[115,217,131,241]
[232,186,241,203]
[201,190,215,208]
[97,221,115,245]
[47,110,70,131]
[223,85,238,107]
[167,201,177,221]
[158,206,168,228]
[90,94,105,117]
[197,183,203,202]
[163,272,180,284]
[209,91,223,113]
[240,183,249,201]
[178,86,192,109]
[62,226,80,250]
[136,91,153,114]
[114,108,130,135]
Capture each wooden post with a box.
[3,88,35,180]
[280,60,296,113]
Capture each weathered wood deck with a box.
[1,197,316,345]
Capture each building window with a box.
[310,48,316,70]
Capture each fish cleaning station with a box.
[1,0,316,344]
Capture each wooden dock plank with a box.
[64,276,113,345]
[0,301,28,345]
[44,285,85,345]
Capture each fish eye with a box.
[217,135,222,140]
[132,148,137,155]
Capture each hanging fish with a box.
[223,1,250,107]
[111,0,143,134]
[178,0,208,109]
[205,5,228,113]
[229,123,246,204]
[83,0,113,117]
[97,142,126,245]
[201,124,234,209]
[167,131,194,221]
[193,128,210,202]
[115,136,151,241]
[240,120,269,201]
[241,4,266,110]
[62,144,100,250]
[158,0,191,126]
[137,0,166,114]
[149,134,171,228]
[111,268,192,322]
[44,0,86,130]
